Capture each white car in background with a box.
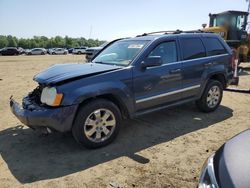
[72,47,87,54]
[50,48,68,55]
[26,48,47,55]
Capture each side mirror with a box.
[141,56,163,69]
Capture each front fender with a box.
[60,81,135,115]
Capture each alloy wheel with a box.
[84,108,116,143]
[207,86,221,108]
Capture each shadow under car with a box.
[0,103,233,183]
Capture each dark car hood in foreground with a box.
[34,63,121,85]
[214,129,250,188]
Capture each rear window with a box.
[202,37,227,56]
[180,38,206,60]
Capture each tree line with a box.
[0,35,106,49]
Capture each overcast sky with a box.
[0,0,248,40]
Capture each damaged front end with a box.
[10,62,122,134]
[10,85,78,133]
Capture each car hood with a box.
[215,129,250,188]
[34,63,121,85]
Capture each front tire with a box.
[196,80,223,112]
[72,99,121,148]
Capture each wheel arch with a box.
[72,93,131,127]
[199,72,227,99]
[209,73,227,89]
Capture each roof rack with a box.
[136,29,211,37]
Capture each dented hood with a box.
[34,63,121,85]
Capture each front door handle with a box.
[170,69,181,74]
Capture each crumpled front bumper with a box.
[10,96,78,132]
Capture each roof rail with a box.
[136,29,212,37]
[136,30,182,37]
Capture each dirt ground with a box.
[0,55,249,188]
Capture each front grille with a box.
[22,85,47,110]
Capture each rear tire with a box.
[72,99,121,148]
[196,80,223,113]
[77,51,81,55]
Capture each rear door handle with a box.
[170,69,181,74]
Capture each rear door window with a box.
[180,38,206,60]
[202,37,227,56]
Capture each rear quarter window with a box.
[180,38,206,60]
[202,37,227,56]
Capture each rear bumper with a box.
[10,97,78,132]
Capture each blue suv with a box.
[10,31,235,148]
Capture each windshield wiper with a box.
[93,61,126,67]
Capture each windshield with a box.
[93,40,149,66]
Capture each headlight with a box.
[41,87,63,106]
[198,154,219,188]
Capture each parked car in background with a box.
[0,47,19,56]
[10,31,235,148]
[47,48,55,54]
[72,47,87,54]
[27,48,47,55]
[67,48,74,54]
[85,42,108,61]
[24,49,30,54]
[17,47,25,55]
[198,129,250,188]
[46,48,51,54]
[50,48,68,55]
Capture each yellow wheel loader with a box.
[203,10,249,63]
